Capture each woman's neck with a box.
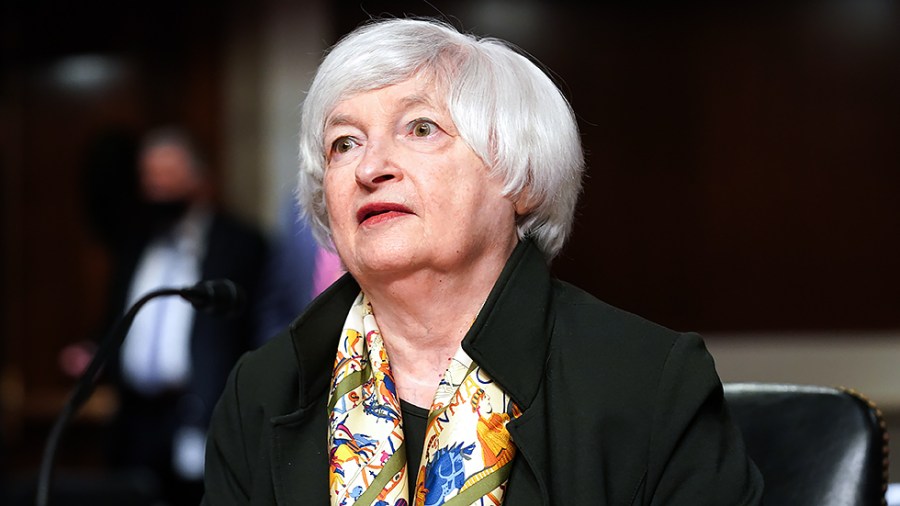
[357,249,512,407]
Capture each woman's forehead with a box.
[324,75,449,126]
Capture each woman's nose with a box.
[355,141,401,189]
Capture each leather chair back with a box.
[724,383,889,506]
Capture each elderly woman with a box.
[203,18,762,505]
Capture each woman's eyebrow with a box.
[397,94,438,111]
[325,113,354,130]
[324,93,440,132]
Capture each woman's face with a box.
[323,75,518,282]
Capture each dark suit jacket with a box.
[109,210,267,443]
[203,241,763,505]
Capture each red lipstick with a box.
[356,202,413,225]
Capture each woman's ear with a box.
[513,189,536,216]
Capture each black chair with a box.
[724,383,890,506]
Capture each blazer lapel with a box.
[269,274,362,505]
[462,241,556,504]
[270,403,330,505]
[265,242,558,504]
[505,410,552,505]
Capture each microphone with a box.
[36,279,246,506]
[179,279,246,316]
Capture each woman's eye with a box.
[332,137,357,154]
[411,119,436,137]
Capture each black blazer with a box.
[203,241,763,505]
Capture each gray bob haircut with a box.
[297,18,585,260]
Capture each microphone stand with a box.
[35,287,182,506]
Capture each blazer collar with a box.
[287,272,361,409]
[462,240,555,504]
[277,240,554,504]
[287,240,553,413]
[461,240,554,411]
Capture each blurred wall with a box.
[221,0,332,232]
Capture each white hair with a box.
[297,18,585,260]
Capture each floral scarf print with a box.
[327,293,521,506]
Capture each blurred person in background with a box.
[69,127,268,506]
[112,127,267,505]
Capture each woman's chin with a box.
[347,246,424,280]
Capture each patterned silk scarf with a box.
[327,293,521,506]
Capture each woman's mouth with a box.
[356,203,413,225]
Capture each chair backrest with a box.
[724,383,889,506]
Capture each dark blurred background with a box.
[2,0,899,499]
